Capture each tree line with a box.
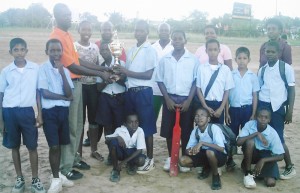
[1,3,300,38]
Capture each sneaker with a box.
[280,164,296,180]
[179,165,191,173]
[211,174,222,190]
[127,165,137,175]
[110,170,120,182]
[31,178,46,193]
[47,178,62,193]
[137,158,155,174]
[237,146,243,155]
[244,174,256,189]
[73,161,90,170]
[82,138,90,147]
[218,167,223,176]
[59,172,74,187]
[105,155,112,166]
[163,157,171,171]
[226,159,236,171]
[11,176,25,193]
[64,170,83,180]
[197,167,210,180]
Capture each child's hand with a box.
[117,136,126,148]
[249,114,255,120]
[213,108,223,118]
[192,142,202,155]
[204,106,214,117]
[285,110,293,124]
[113,65,127,75]
[225,113,231,125]
[35,114,43,128]
[186,148,193,156]
[165,97,176,111]
[179,100,191,112]
[257,133,268,146]
[254,159,265,176]
[110,74,120,82]
[54,60,64,73]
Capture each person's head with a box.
[158,22,171,41]
[235,47,251,69]
[205,39,220,61]
[266,18,283,41]
[265,41,280,64]
[99,42,112,61]
[204,25,218,41]
[256,107,271,130]
[125,113,139,131]
[9,38,28,61]
[171,30,186,51]
[134,20,149,44]
[100,21,114,43]
[53,3,72,31]
[78,20,92,42]
[45,39,63,63]
[281,34,288,41]
[194,107,211,128]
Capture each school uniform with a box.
[196,63,235,124]
[239,120,285,179]
[106,126,146,164]
[38,61,74,147]
[155,49,199,152]
[95,59,126,129]
[125,42,157,137]
[0,61,39,150]
[257,60,295,143]
[228,69,260,136]
[186,124,227,167]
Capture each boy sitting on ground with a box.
[105,113,146,182]
[179,107,227,190]
[237,107,284,188]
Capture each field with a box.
[0,28,300,193]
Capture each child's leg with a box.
[12,147,22,177]
[265,177,276,187]
[28,149,38,178]
[179,155,194,168]
[243,139,255,173]
[107,138,123,170]
[49,146,60,178]
[206,150,218,175]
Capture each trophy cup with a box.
[108,30,124,81]
[109,30,123,67]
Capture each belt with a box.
[231,105,251,109]
[103,92,124,98]
[72,78,80,81]
[128,86,150,92]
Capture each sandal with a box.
[90,151,104,161]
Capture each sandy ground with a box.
[0,29,300,193]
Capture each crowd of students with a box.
[0,3,296,193]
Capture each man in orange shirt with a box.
[50,3,112,180]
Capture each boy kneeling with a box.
[105,113,146,182]
[179,108,227,190]
[237,107,284,188]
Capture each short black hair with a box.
[53,3,68,19]
[205,38,220,49]
[78,20,91,31]
[204,24,218,33]
[45,39,62,51]
[135,20,149,32]
[171,30,186,41]
[256,106,272,118]
[266,18,283,32]
[266,41,280,52]
[235,47,250,58]
[10,38,27,51]
[125,113,139,123]
[195,107,211,118]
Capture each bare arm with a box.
[118,149,143,168]
[114,64,154,80]
[196,87,214,116]
[35,90,43,127]
[158,82,176,111]
[285,86,295,124]
[180,82,196,112]
[224,59,233,71]
[190,141,224,155]
[213,90,229,118]
[0,92,4,134]
[40,89,72,101]
[56,62,72,98]
[79,58,108,71]
[251,92,258,120]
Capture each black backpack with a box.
[195,123,237,156]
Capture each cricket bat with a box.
[169,108,181,177]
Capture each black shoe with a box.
[73,161,91,170]
[82,138,90,147]
[110,170,120,182]
[197,167,210,180]
[226,159,236,171]
[211,174,222,190]
[105,155,112,166]
[65,170,83,180]
[127,164,137,175]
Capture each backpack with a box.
[195,123,237,156]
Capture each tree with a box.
[185,10,208,32]
[26,3,51,28]
[105,11,125,31]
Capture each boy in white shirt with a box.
[105,113,146,182]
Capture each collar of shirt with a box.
[9,60,35,72]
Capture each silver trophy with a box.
[109,30,123,66]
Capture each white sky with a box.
[0,0,298,22]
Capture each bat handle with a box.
[175,107,180,125]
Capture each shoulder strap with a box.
[260,65,267,86]
[207,123,213,140]
[279,60,288,90]
[204,66,220,98]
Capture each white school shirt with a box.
[125,42,157,88]
[258,61,295,111]
[0,61,39,107]
[229,69,260,107]
[38,61,74,109]
[155,49,199,96]
[196,63,234,101]
[98,58,126,95]
[151,40,174,96]
[186,124,226,154]
[195,44,232,65]
[106,126,146,150]
[239,120,284,155]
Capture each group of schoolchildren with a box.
[0,2,296,192]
